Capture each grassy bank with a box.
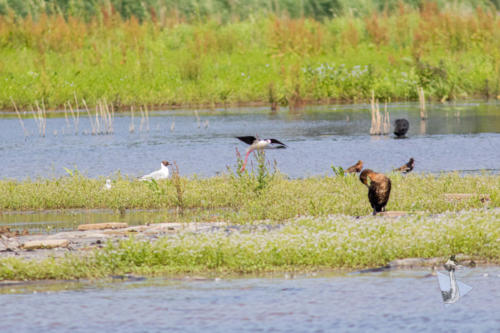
[1,3,500,109]
[1,209,499,280]
[1,173,498,221]
[3,0,499,21]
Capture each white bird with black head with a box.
[236,136,287,172]
[139,161,171,181]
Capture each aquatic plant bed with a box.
[0,209,498,281]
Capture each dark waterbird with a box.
[394,119,409,138]
[359,169,392,215]
[394,158,415,173]
[236,136,287,172]
[345,160,363,173]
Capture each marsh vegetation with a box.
[1,172,498,221]
[1,1,500,109]
[1,0,500,281]
[0,209,498,280]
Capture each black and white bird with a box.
[236,136,287,171]
[139,161,171,181]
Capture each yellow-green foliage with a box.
[1,4,500,109]
[1,209,498,280]
[0,173,498,221]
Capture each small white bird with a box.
[139,161,171,181]
[104,179,112,190]
[236,136,287,172]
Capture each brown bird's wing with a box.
[369,177,391,213]
[394,164,408,172]
[236,136,257,145]
[346,165,357,173]
[346,161,362,173]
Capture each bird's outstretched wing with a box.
[236,136,257,145]
[270,138,287,147]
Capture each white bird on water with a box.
[139,161,171,181]
[236,136,287,172]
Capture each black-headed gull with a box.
[139,161,171,181]
[236,136,287,172]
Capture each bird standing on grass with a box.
[139,161,171,181]
[394,158,415,173]
[103,179,112,190]
[236,136,287,172]
[359,169,392,215]
[345,160,363,173]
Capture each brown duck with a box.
[394,158,415,173]
[359,169,392,215]
[345,160,363,173]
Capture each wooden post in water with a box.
[383,101,390,135]
[370,90,388,135]
[418,87,427,119]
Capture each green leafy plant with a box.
[171,162,185,215]
[146,179,165,197]
[63,166,80,177]
[331,164,345,177]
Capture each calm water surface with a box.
[1,101,500,179]
[1,268,499,332]
[0,209,170,233]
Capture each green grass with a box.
[1,172,498,222]
[1,4,500,109]
[1,209,499,280]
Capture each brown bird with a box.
[359,169,392,215]
[345,160,363,173]
[394,158,415,173]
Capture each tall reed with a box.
[370,92,390,135]
[10,97,29,137]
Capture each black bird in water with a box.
[394,158,415,173]
[345,160,363,173]
[394,119,409,138]
[359,169,392,215]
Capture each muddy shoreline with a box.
[0,222,229,261]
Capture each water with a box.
[0,209,170,233]
[1,101,500,179]
[1,268,499,332]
